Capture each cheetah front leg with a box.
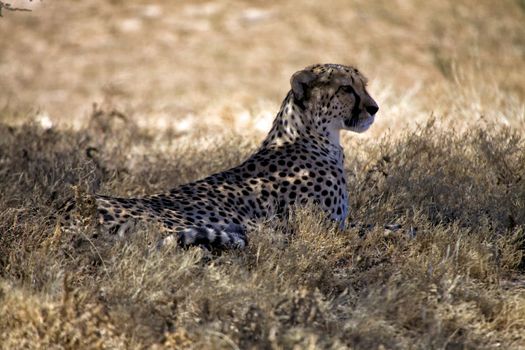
[157,224,248,250]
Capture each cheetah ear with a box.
[290,70,317,101]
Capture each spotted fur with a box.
[90,64,378,249]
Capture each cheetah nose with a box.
[365,104,379,116]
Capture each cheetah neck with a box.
[261,91,341,152]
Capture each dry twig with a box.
[0,1,33,17]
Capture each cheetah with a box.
[89,64,378,249]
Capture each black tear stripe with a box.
[347,86,362,126]
[338,85,361,126]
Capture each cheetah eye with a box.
[340,85,356,94]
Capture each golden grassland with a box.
[1,0,525,348]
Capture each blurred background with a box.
[1,0,524,137]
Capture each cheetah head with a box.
[291,63,378,134]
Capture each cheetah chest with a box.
[249,145,349,226]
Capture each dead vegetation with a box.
[0,108,524,349]
[1,0,525,349]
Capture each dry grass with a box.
[1,110,524,349]
[1,0,525,349]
